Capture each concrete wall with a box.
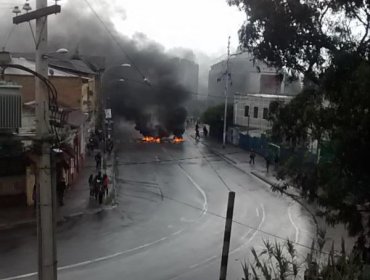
[234,94,293,132]
[208,53,301,100]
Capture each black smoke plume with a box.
[103,57,189,137]
[1,0,191,137]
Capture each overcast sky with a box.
[110,0,246,55]
[1,0,245,56]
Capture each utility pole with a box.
[222,36,231,149]
[13,2,61,279]
[219,191,235,280]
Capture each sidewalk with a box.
[192,134,355,251]
[0,150,116,231]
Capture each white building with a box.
[234,93,293,135]
[208,52,301,101]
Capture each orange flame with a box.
[172,137,184,143]
[142,136,161,143]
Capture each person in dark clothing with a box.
[95,152,102,170]
[103,174,109,196]
[249,151,256,165]
[94,172,103,201]
[98,184,104,205]
[106,138,114,155]
[57,179,66,206]
[195,128,200,140]
[266,156,271,172]
[88,174,94,197]
[274,154,279,167]
[195,123,199,131]
[203,126,208,137]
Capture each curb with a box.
[250,170,320,237]
[192,135,321,239]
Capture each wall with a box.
[0,175,26,207]
[208,53,301,100]
[4,75,84,109]
[234,94,293,132]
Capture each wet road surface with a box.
[0,122,315,280]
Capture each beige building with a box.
[0,55,97,207]
[234,93,293,135]
[4,57,97,112]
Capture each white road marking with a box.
[2,166,210,280]
[178,165,208,217]
[0,230,178,280]
[231,203,265,254]
[189,255,218,269]
[288,205,300,243]
[256,208,259,217]
[185,204,266,272]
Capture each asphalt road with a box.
[0,121,316,280]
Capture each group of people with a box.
[86,129,103,155]
[249,149,279,173]
[88,172,109,204]
[195,123,208,140]
[87,129,114,154]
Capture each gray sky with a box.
[110,0,246,55]
[0,0,245,56]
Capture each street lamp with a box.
[42,48,69,59]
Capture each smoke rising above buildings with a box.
[1,1,196,137]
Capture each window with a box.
[263,108,268,119]
[244,106,249,117]
[253,107,258,118]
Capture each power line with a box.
[83,0,148,81]
[2,25,16,50]
[159,193,334,255]
[114,138,329,254]
[106,76,255,101]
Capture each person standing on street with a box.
[195,123,200,140]
[98,181,105,205]
[203,126,208,138]
[103,174,109,197]
[266,156,271,172]
[195,128,200,140]
[249,150,256,165]
[88,174,94,197]
[95,152,102,170]
[94,172,103,201]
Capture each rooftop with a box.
[4,57,78,78]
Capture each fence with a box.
[239,133,316,163]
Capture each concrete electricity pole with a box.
[13,2,61,279]
[222,36,231,149]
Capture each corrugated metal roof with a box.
[49,59,96,75]
[10,52,101,75]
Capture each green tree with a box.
[201,104,234,139]
[228,0,370,238]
